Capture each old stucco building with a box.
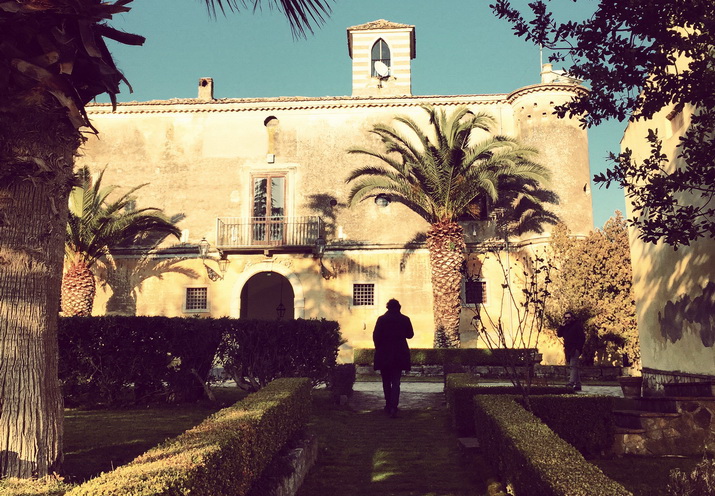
[622,100,715,391]
[78,20,593,359]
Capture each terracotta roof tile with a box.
[347,19,414,31]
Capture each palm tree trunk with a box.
[0,108,78,477]
[61,260,97,317]
[426,220,466,348]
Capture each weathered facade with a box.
[78,20,593,359]
[622,102,715,391]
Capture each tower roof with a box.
[347,19,414,31]
[346,19,416,59]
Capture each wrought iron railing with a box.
[216,216,324,249]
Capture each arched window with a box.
[371,39,391,77]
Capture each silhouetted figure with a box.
[557,311,586,391]
[373,299,414,417]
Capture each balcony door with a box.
[252,174,285,245]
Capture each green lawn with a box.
[297,390,495,496]
[62,387,248,482]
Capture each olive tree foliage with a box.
[491,0,715,247]
[546,213,639,366]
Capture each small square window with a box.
[353,283,375,306]
[185,287,208,312]
[465,279,487,305]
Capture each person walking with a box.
[373,299,414,417]
[557,311,586,391]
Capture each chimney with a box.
[540,64,556,84]
[198,77,214,100]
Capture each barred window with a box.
[352,283,375,306]
[185,287,208,312]
[465,279,487,305]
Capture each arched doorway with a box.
[240,271,295,320]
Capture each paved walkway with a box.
[349,380,623,411]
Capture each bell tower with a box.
[347,19,415,97]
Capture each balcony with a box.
[216,216,324,251]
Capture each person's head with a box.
[563,312,574,322]
[386,299,401,311]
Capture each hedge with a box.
[59,317,343,405]
[354,347,539,366]
[473,394,632,496]
[0,477,71,496]
[59,316,223,406]
[65,378,312,496]
[526,395,616,458]
[217,319,343,390]
[445,373,573,436]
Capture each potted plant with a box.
[618,372,643,398]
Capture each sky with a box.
[100,0,628,229]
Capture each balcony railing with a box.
[216,216,324,250]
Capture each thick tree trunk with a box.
[0,108,78,478]
[426,220,466,348]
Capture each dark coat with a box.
[373,309,414,371]
[557,320,586,357]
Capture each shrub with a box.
[474,394,632,496]
[526,395,616,458]
[667,457,715,495]
[354,347,539,366]
[329,363,356,399]
[445,373,573,436]
[216,319,343,391]
[66,378,312,496]
[59,316,222,406]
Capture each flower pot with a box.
[618,376,643,398]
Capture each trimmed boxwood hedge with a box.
[474,394,632,496]
[354,347,539,366]
[445,373,573,436]
[65,378,312,496]
[526,395,616,458]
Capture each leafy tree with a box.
[547,213,639,366]
[0,0,331,479]
[346,105,557,348]
[491,0,715,247]
[62,167,181,317]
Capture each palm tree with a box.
[62,168,181,317]
[0,0,331,478]
[346,105,557,348]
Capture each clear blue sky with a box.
[101,0,627,228]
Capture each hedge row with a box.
[526,395,616,458]
[445,374,573,436]
[65,378,312,496]
[59,317,342,405]
[217,319,343,391]
[473,394,632,496]
[59,316,222,406]
[354,348,539,366]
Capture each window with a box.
[252,173,286,244]
[371,39,391,77]
[464,279,487,305]
[352,283,375,306]
[185,287,208,312]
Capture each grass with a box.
[297,389,495,496]
[62,387,248,482]
[593,456,702,496]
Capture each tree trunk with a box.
[426,220,466,348]
[0,108,78,478]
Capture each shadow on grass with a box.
[62,387,249,482]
